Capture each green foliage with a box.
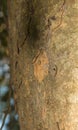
[0,18,5,25]
[0,30,8,47]
[0,0,7,17]
[0,0,8,58]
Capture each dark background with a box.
[0,1,20,130]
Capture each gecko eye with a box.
[53,67,56,71]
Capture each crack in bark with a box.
[56,121,65,130]
[15,61,18,69]
[21,16,32,47]
[17,42,20,54]
[21,1,34,47]
[52,0,66,32]
[56,122,60,130]
[32,48,44,64]
[47,0,66,33]
[18,80,22,89]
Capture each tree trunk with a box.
[7,0,78,130]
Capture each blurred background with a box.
[0,0,20,130]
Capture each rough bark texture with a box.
[7,0,78,130]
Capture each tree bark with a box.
[7,0,78,130]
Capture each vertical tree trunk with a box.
[7,0,78,130]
